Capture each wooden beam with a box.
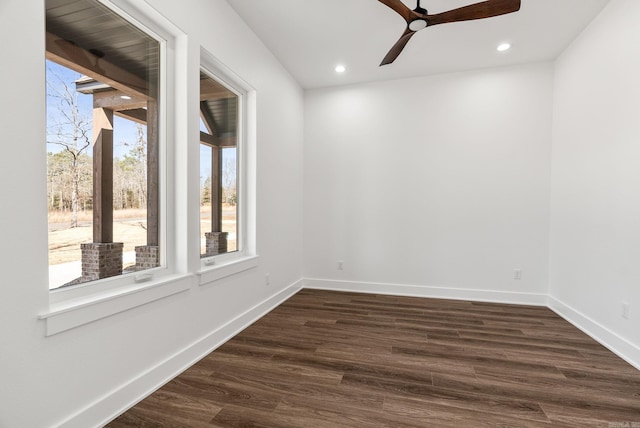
[200,133,237,148]
[93,90,147,111]
[46,32,149,101]
[219,135,237,148]
[93,108,114,243]
[200,78,235,101]
[200,131,218,147]
[115,108,147,125]
[200,102,220,141]
[200,90,236,101]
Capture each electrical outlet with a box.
[514,269,522,280]
[337,260,344,271]
[622,302,630,319]
[265,273,270,286]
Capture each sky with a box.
[46,60,236,187]
[46,60,145,160]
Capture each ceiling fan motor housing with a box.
[409,19,428,31]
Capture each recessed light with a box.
[335,65,346,73]
[120,95,132,100]
[497,43,511,52]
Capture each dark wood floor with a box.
[108,289,640,427]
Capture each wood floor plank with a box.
[539,402,638,428]
[432,372,640,420]
[270,351,434,386]
[424,334,585,358]
[458,329,608,352]
[341,372,551,423]
[107,289,640,427]
[273,399,424,428]
[109,390,223,428]
[312,345,478,377]
[161,373,281,412]
[382,395,555,428]
[209,405,290,428]
[200,353,344,387]
[210,368,385,413]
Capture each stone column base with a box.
[205,232,228,256]
[135,245,160,270]
[81,242,124,282]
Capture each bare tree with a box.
[201,175,211,205]
[47,65,92,228]
[222,152,237,205]
[120,123,148,209]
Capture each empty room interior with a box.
[1,0,640,426]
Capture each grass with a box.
[48,208,147,226]
[48,206,237,265]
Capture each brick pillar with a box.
[135,245,160,270]
[81,242,124,282]
[205,232,228,256]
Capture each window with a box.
[40,1,256,334]
[46,0,162,289]
[199,70,240,260]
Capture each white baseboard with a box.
[303,278,548,306]
[57,279,303,428]
[548,296,640,371]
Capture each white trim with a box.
[303,278,548,306]
[198,255,259,285]
[54,279,303,428]
[548,296,640,371]
[40,275,194,336]
[199,48,256,270]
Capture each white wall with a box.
[549,0,640,365]
[2,0,639,425]
[0,1,303,427]
[304,64,554,303]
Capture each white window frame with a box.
[39,0,189,336]
[197,48,258,286]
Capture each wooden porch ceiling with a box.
[200,72,238,149]
[46,0,158,87]
[46,0,238,149]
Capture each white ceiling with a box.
[227,0,610,89]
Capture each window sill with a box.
[39,274,194,336]
[198,255,259,286]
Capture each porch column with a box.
[205,146,227,256]
[92,107,113,243]
[81,107,123,282]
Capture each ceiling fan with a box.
[378,0,521,66]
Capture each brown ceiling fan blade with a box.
[380,28,416,66]
[427,0,521,26]
[378,0,414,22]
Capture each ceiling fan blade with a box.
[378,0,414,22]
[380,28,416,66]
[427,0,520,26]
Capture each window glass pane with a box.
[222,147,238,252]
[46,0,160,289]
[199,71,238,258]
[200,144,212,256]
